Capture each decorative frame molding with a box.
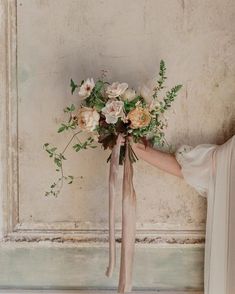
[0,0,205,243]
[0,0,18,238]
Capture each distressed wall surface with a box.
[0,242,204,290]
[16,0,235,232]
[0,0,235,291]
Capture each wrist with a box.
[132,142,149,152]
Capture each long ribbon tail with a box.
[118,142,137,293]
[106,134,122,277]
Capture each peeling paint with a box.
[2,235,205,245]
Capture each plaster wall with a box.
[16,0,235,232]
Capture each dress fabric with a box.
[175,135,235,294]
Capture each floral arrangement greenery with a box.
[44,60,182,197]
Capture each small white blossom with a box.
[149,99,161,111]
[78,78,95,99]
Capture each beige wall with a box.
[15,0,235,236]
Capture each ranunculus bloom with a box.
[127,107,151,129]
[102,100,125,124]
[121,88,136,101]
[106,82,128,99]
[77,107,100,131]
[78,78,95,99]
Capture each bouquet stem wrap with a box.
[106,135,137,294]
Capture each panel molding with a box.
[0,0,205,243]
[0,0,18,238]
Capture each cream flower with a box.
[77,107,100,131]
[78,78,95,99]
[149,99,161,111]
[106,82,128,98]
[127,107,151,129]
[102,100,125,124]
[121,88,136,101]
[139,85,154,103]
[138,79,156,103]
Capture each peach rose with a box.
[127,107,151,129]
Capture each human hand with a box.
[119,135,146,151]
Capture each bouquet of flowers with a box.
[44,60,182,293]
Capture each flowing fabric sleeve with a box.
[175,144,217,197]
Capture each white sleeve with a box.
[175,144,217,197]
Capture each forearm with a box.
[132,143,183,178]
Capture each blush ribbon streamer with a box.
[106,135,137,294]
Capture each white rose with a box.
[121,88,136,101]
[138,79,156,103]
[139,84,154,103]
[78,78,95,99]
[77,107,100,132]
[102,100,125,124]
[106,82,128,99]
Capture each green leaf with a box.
[58,126,66,133]
[64,104,76,113]
[94,80,104,92]
[70,79,78,95]
[73,144,81,152]
[67,175,74,184]
[54,157,62,167]
[50,147,57,152]
[60,154,66,160]
[70,104,75,111]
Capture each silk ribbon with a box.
[106,135,137,293]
